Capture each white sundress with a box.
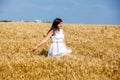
[48,29,72,57]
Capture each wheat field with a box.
[0,22,120,80]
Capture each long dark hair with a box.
[47,18,62,35]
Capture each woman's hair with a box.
[47,18,62,35]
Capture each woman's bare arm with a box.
[31,30,53,52]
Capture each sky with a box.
[0,0,120,24]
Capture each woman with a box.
[31,18,72,57]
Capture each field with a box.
[0,22,120,80]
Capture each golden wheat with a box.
[0,22,120,80]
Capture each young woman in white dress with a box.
[31,18,72,57]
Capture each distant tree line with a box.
[43,21,52,23]
[0,20,12,22]
[0,20,52,23]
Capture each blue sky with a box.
[0,0,120,24]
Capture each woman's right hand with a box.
[31,46,38,53]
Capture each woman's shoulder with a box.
[47,30,54,36]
